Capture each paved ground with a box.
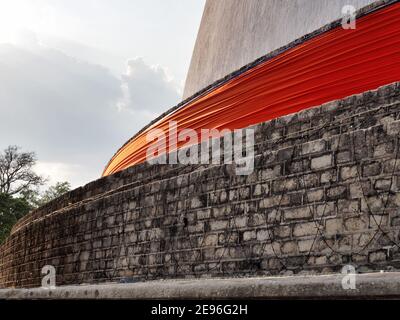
[1,272,400,299]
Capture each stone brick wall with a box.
[1,82,400,288]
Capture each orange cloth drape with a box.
[103,2,400,176]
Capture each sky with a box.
[0,0,205,188]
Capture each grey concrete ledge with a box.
[1,272,400,299]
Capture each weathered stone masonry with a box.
[1,82,400,288]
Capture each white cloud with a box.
[121,57,180,114]
[34,161,90,188]
[0,33,180,188]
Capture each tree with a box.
[0,181,71,244]
[0,145,45,195]
[34,181,71,207]
[0,146,72,243]
[0,193,32,243]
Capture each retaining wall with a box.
[1,82,400,288]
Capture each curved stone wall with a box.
[1,82,400,288]
[183,0,377,98]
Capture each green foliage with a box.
[0,182,71,244]
[0,193,32,243]
[35,181,71,207]
[0,145,72,243]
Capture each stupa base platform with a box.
[1,272,400,300]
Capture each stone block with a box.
[260,195,289,208]
[337,151,352,163]
[289,192,303,205]
[210,220,229,231]
[248,213,264,227]
[375,179,392,191]
[275,225,291,238]
[340,166,358,181]
[281,241,298,254]
[387,120,400,136]
[259,165,281,180]
[256,229,269,241]
[314,256,327,265]
[349,183,363,199]
[302,173,319,188]
[272,178,298,193]
[325,218,342,235]
[203,234,218,247]
[298,239,314,252]
[361,196,383,213]
[243,230,256,241]
[338,199,359,215]
[238,187,251,200]
[197,209,211,220]
[353,232,373,248]
[369,215,388,228]
[311,154,332,170]
[277,147,294,161]
[190,197,202,209]
[219,232,239,245]
[320,170,336,183]
[253,183,269,196]
[220,191,228,203]
[284,206,312,221]
[369,250,386,263]
[302,140,325,155]
[306,188,324,202]
[315,201,335,217]
[228,189,238,201]
[344,217,367,231]
[293,222,319,237]
[373,143,394,158]
[187,222,204,233]
[362,162,381,177]
[326,185,347,200]
[233,216,248,228]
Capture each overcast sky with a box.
[0,0,205,188]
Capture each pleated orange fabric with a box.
[103,2,400,176]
